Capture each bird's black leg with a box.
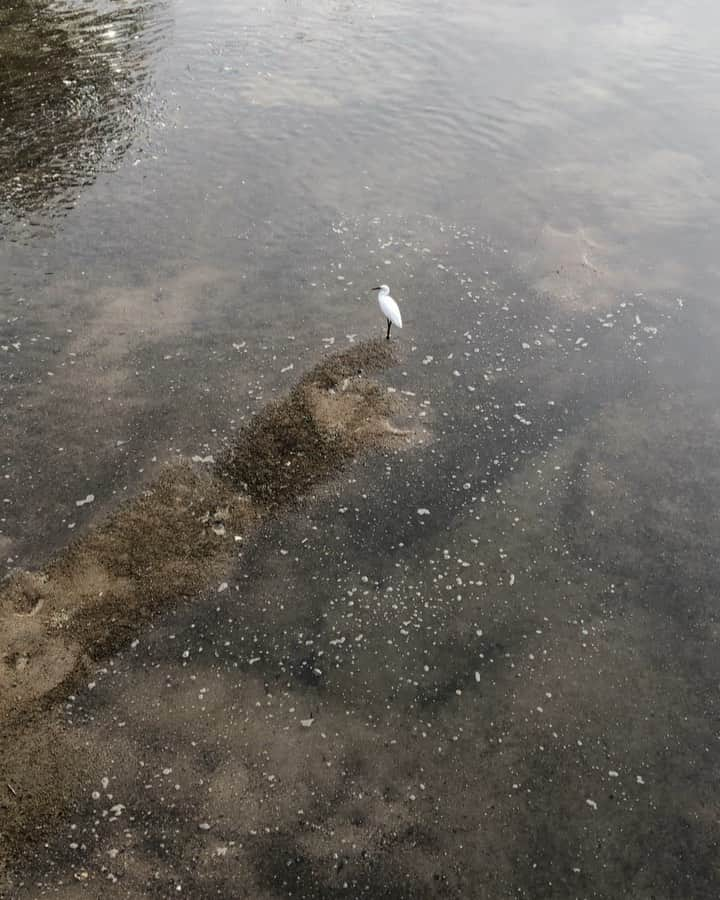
[386,318,391,340]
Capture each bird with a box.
[371,284,402,340]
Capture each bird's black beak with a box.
[371,286,381,291]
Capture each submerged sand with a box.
[0,339,425,872]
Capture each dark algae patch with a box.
[0,341,408,877]
[216,338,398,506]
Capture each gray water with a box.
[2,1,720,897]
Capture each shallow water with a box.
[2,0,720,897]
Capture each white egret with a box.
[371,284,402,340]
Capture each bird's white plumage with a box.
[377,284,402,329]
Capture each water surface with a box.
[2,1,720,897]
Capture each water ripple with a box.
[0,0,168,237]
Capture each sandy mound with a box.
[215,339,398,506]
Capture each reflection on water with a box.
[0,0,164,232]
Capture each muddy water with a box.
[2,0,720,897]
